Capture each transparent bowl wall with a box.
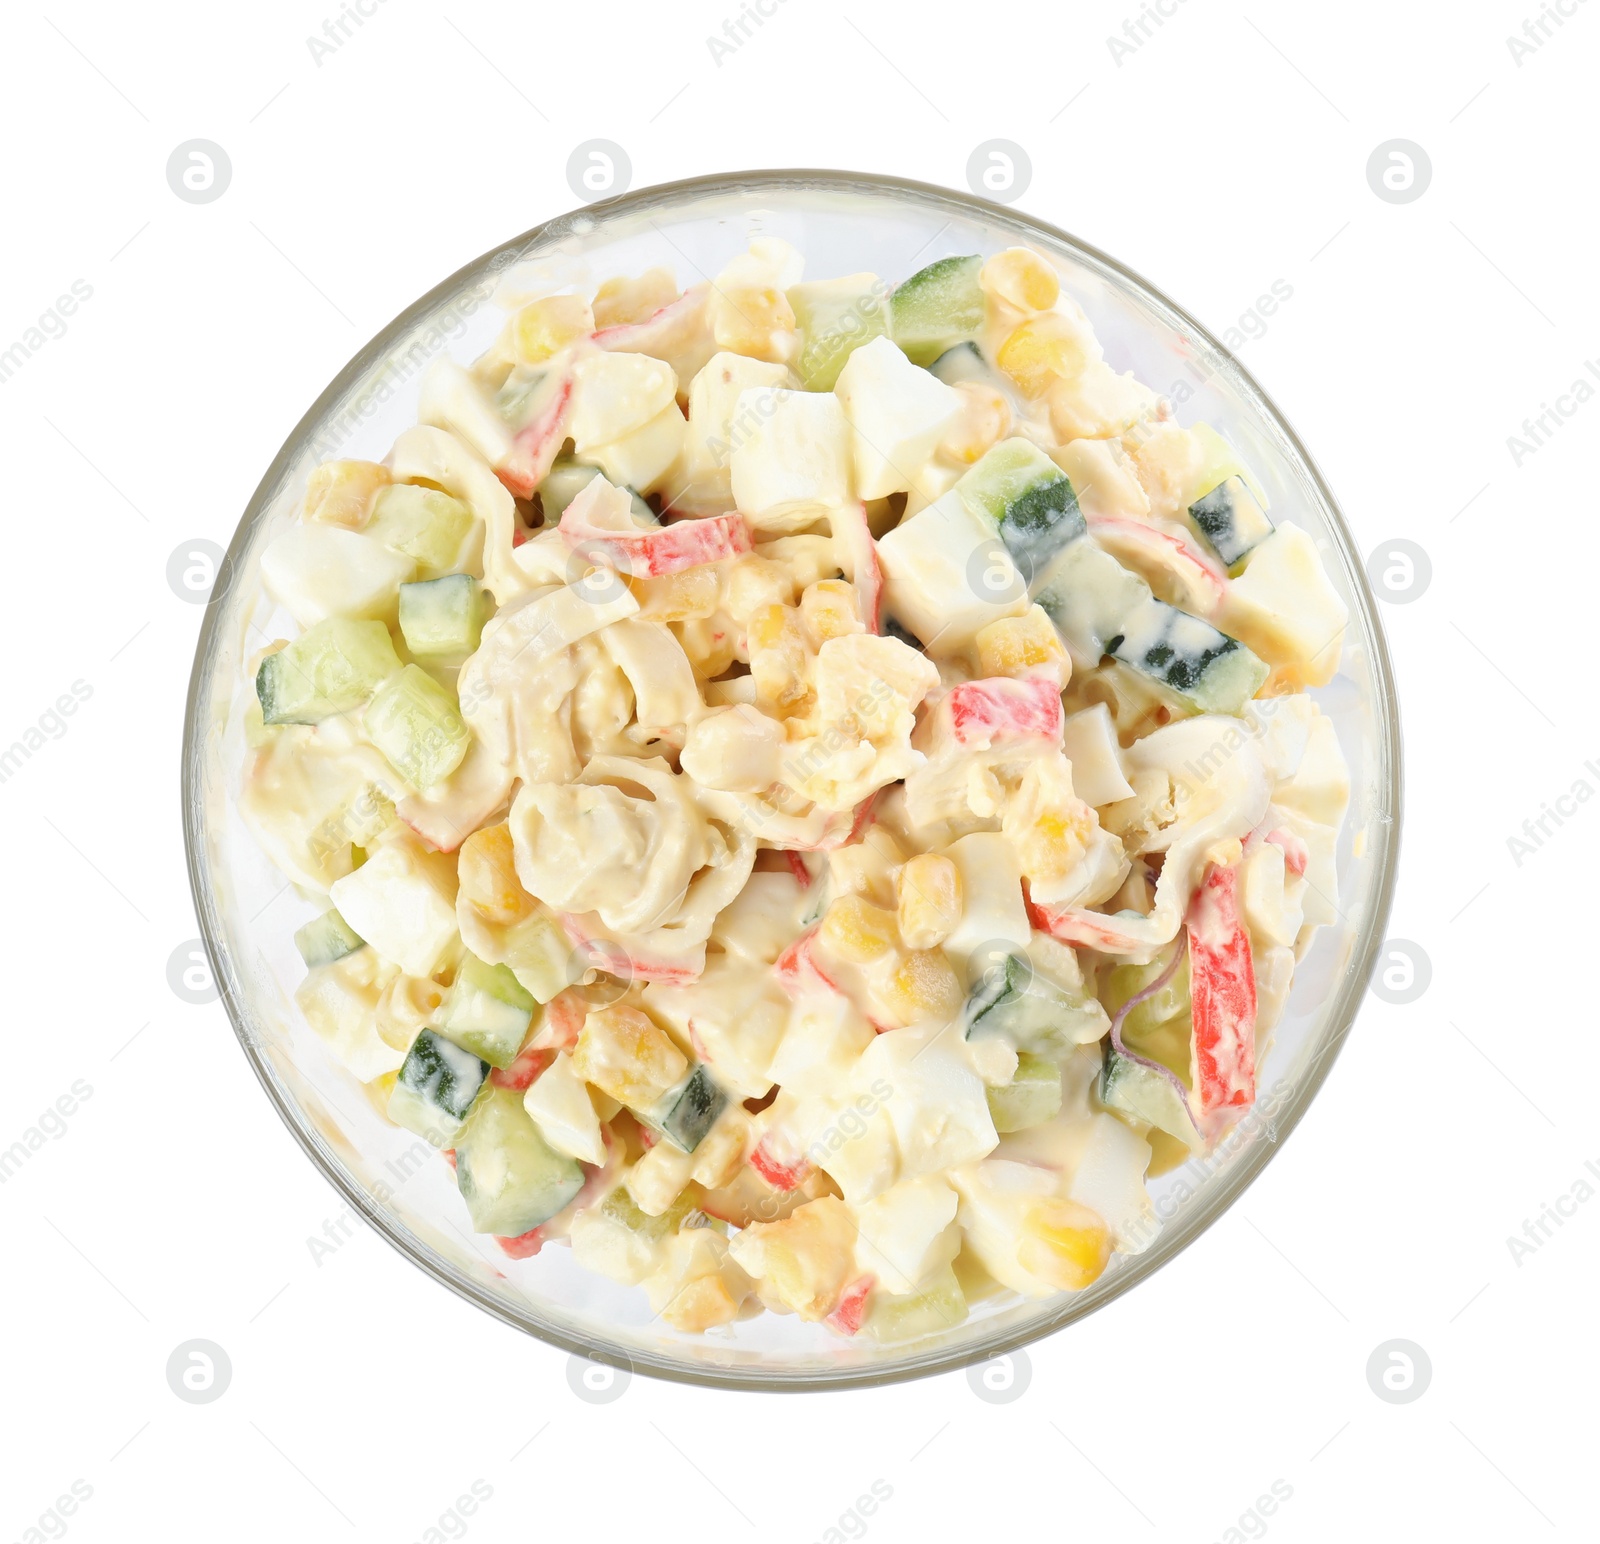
[184,171,1400,1390]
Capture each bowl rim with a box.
[183,166,1402,1392]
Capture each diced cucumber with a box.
[1031,538,1151,663]
[255,617,401,726]
[398,575,484,659]
[365,483,475,576]
[1099,1045,1199,1148]
[389,1028,489,1145]
[956,438,1085,578]
[454,1085,586,1235]
[965,953,1107,1055]
[890,255,984,367]
[503,910,584,1005]
[929,342,989,386]
[293,907,365,968]
[363,664,471,790]
[1109,599,1269,714]
[660,1065,727,1153]
[539,462,655,525]
[788,273,889,390]
[864,1263,967,1343]
[437,951,536,1069]
[1187,477,1274,570]
[600,1183,697,1245]
[986,1053,1063,1134]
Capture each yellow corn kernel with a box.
[364,1070,399,1120]
[593,267,678,329]
[800,579,863,646]
[940,382,1012,465]
[631,566,723,622]
[748,602,811,713]
[671,616,736,679]
[1018,1199,1111,1290]
[821,895,897,964]
[661,1271,744,1332]
[1015,807,1092,887]
[981,248,1060,314]
[573,1005,688,1110]
[975,606,1069,680]
[882,949,963,1025]
[896,853,963,951]
[997,314,1091,399]
[723,555,795,625]
[457,823,535,926]
[711,286,797,362]
[511,294,594,365]
[304,459,389,530]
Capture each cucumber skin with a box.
[455,1086,585,1236]
[294,908,365,968]
[891,256,984,366]
[390,1029,489,1144]
[398,575,483,658]
[661,1065,727,1153]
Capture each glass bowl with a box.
[182,170,1400,1390]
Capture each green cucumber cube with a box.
[891,255,984,366]
[660,1065,727,1153]
[502,911,583,1005]
[1188,477,1274,570]
[1109,599,1269,714]
[987,1053,1063,1134]
[437,951,536,1068]
[454,1085,585,1235]
[1031,539,1152,663]
[599,1184,697,1244]
[539,463,655,525]
[957,438,1084,578]
[365,483,474,576]
[965,953,1106,1055]
[389,1029,489,1145]
[256,617,402,726]
[364,664,470,790]
[1099,1046,1199,1148]
[864,1264,967,1343]
[293,907,365,968]
[928,342,989,386]
[399,574,484,659]
[788,273,890,390]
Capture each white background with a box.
[1,1,1595,1540]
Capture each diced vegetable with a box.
[956,437,1085,577]
[964,951,1107,1054]
[437,951,536,1068]
[389,1028,489,1145]
[293,907,365,968]
[365,483,477,576]
[890,255,984,366]
[1109,599,1269,715]
[987,1052,1063,1132]
[1188,477,1274,570]
[928,342,990,387]
[454,1085,586,1236]
[255,618,401,726]
[363,665,471,790]
[1030,538,1151,664]
[398,575,484,659]
[788,272,889,390]
[1099,1045,1200,1148]
[661,1065,728,1153]
[864,1263,967,1342]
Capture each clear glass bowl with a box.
[182,170,1400,1390]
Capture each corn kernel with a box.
[724,555,795,624]
[593,267,678,329]
[882,949,963,1025]
[1014,807,1092,887]
[671,617,737,679]
[997,315,1091,399]
[748,602,811,714]
[821,895,897,964]
[1018,1199,1111,1290]
[661,1271,744,1332]
[940,382,1011,465]
[511,294,594,365]
[631,566,722,622]
[574,1005,688,1110]
[975,606,1069,680]
[800,579,863,646]
[457,823,535,926]
[710,285,797,362]
[896,853,962,951]
[304,459,389,530]
[980,248,1060,314]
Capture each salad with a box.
[242,235,1350,1342]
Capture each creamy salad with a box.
[242,237,1350,1342]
